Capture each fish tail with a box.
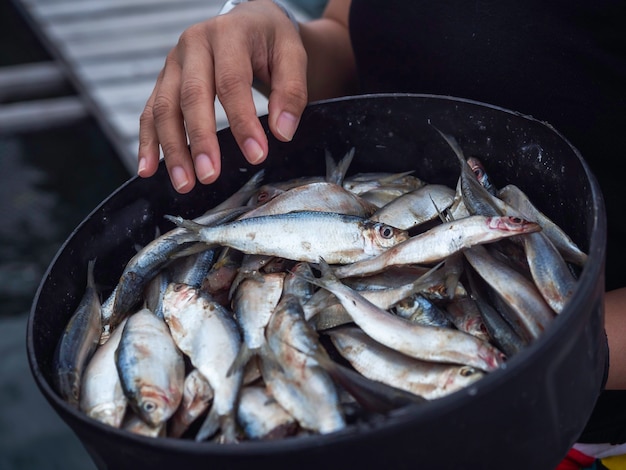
[163,215,204,234]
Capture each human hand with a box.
[137,0,308,193]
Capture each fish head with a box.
[86,401,127,428]
[445,366,486,392]
[133,385,179,428]
[162,282,199,312]
[367,222,410,251]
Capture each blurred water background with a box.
[0,2,129,468]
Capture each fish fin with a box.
[195,406,221,442]
[430,124,466,166]
[326,147,355,185]
[226,343,256,378]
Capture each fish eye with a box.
[142,401,158,413]
[378,224,395,239]
[459,366,478,377]
[256,190,270,203]
[174,283,186,292]
[510,216,523,224]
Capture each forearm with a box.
[300,2,357,101]
[604,287,626,389]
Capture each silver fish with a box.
[161,283,243,443]
[107,206,246,333]
[343,171,424,196]
[304,262,444,321]
[80,317,128,428]
[519,232,578,314]
[240,181,378,219]
[433,127,502,217]
[370,184,456,230]
[498,183,588,266]
[122,411,165,438]
[166,211,409,265]
[394,294,452,328]
[305,259,506,372]
[228,272,286,376]
[326,325,486,400]
[237,385,299,440]
[54,259,102,408]
[444,296,492,343]
[466,156,498,196]
[263,295,346,434]
[116,308,185,428]
[333,215,541,279]
[168,368,214,439]
[464,269,527,357]
[463,244,555,340]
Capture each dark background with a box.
[0,2,129,468]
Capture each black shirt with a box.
[349,0,626,444]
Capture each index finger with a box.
[178,24,222,185]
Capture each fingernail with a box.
[137,157,147,175]
[243,138,265,164]
[276,111,298,141]
[171,166,189,191]
[194,153,215,181]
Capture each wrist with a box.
[218,0,300,32]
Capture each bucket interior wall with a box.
[28,94,607,470]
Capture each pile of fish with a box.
[52,129,587,443]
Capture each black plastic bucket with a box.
[28,94,607,470]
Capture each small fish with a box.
[80,317,128,428]
[465,269,527,357]
[444,296,492,343]
[370,184,456,230]
[122,411,166,438]
[263,295,346,434]
[240,181,379,219]
[228,272,286,376]
[161,283,243,443]
[463,244,555,340]
[466,156,498,196]
[108,206,246,332]
[168,369,214,439]
[305,259,506,372]
[498,183,588,266]
[343,171,424,196]
[237,385,299,440]
[394,294,452,328]
[53,259,102,408]
[519,231,578,314]
[326,325,486,400]
[166,211,409,265]
[333,215,541,279]
[115,308,185,428]
[433,126,502,217]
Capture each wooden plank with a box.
[24,0,212,20]
[44,6,222,39]
[0,61,69,101]
[0,96,88,134]
[75,54,165,83]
